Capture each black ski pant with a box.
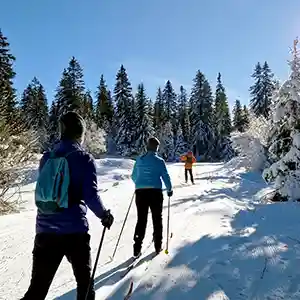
[185,168,194,183]
[133,189,163,255]
[21,233,95,300]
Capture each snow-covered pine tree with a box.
[55,57,85,116]
[82,90,94,121]
[48,101,60,146]
[162,80,177,124]
[0,30,17,125]
[105,90,118,154]
[114,65,135,155]
[20,84,34,126]
[158,121,174,161]
[134,83,154,154]
[153,87,165,133]
[232,99,244,132]
[214,73,231,136]
[174,125,187,160]
[178,85,191,147]
[189,70,214,160]
[214,73,232,160]
[249,62,263,117]
[95,75,114,131]
[241,105,250,131]
[83,120,106,158]
[250,61,275,119]
[20,77,49,151]
[261,61,275,119]
[263,39,300,201]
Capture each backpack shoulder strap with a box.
[65,149,81,158]
[50,149,82,159]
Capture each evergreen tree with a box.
[214,73,231,137]
[82,90,94,121]
[55,57,85,116]
[162,80,177,125]
[153,87,164,132]
[178,85,190,146]
[95,75,114,130]
[0,30,17,124]
[261,61,275,118]
[232,99,244,132]
[263,39,300,201]
[158,121,174,161]
[250,62,274,119]
[20,77,49,150]
[134,83,154,153]
[241,105,250,131]
[20,84,34,124]
[214,73,232,160]
[249,62,263,116]
[189,70,214,159]
[114,65,135,155]
[48,101,59,146]
[174,126,187,159]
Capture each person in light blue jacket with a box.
[131,137,173,257]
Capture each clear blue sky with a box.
[2,0,300,109]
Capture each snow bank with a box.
[96,158,135,170]
[230,132,267,172]
[94,158,135,183]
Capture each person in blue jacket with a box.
[131,137,173,257]
[21,111,114,300]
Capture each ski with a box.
[119,239,153,279]
[120,251,158,279]
[123,251,164,299]
[124,281,134,300]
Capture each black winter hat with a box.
[59,111,85,141]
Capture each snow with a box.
[2,158,300,299]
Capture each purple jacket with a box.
[36,139,106,234]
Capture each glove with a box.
[167,190,173,197]
[101,210,114,229]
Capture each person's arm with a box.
[131,160,138,183]
[82,155,106,219]
[160,160,172,192]
[38,152,50,173]
[192,156,196,163]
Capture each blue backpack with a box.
[35,151,75,214]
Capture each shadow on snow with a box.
[107,202,300,299]
[57,170,300,299]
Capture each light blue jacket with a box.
[131,151,172,192]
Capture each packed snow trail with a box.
[3,159,300,299]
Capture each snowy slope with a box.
[2,159,300,299]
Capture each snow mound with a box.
[94,158,135,183]
[95,158,135,170]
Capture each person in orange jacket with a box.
[180,151,196,184]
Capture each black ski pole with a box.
[165,196,171,254]
[85,226,107,300]
[110,192,135,261]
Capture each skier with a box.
[131,137,173,258]
[180,151,196,184]
[21,111,114,300]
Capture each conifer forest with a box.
[0,29,277,162]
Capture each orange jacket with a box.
[180,153,196,169]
